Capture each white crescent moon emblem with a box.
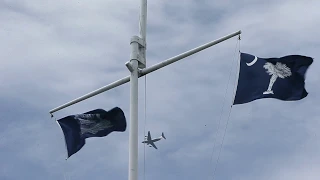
[246,56,258,66]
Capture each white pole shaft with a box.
[139,0,147,67]
[139,0,147,43]
[129,2,147,180]
[49,30,241,114]
[128,60,139,180]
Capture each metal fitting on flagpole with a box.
[125,61,134,72]
[127,35,145,72]
[130,36,146,69]
[130,36,141,61]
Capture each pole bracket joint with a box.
[130,36,146,69]
[130,36,145,48]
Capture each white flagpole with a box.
[127,1,147,180]
[128,57,139,180]
[139,0,147,62]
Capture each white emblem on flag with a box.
[75,114,114,135]
[263,62,292,94]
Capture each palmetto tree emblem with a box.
[263,62,292,94]
[75,114,114,135]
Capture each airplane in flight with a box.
[142,131,166,149]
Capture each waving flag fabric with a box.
[57,107,127,158]
[233,52,313,105]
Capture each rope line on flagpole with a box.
[208,37,238,180]
[232,35,241,104]
[51,115,69,180]
[211,35,241,180]
[143,75,147,180]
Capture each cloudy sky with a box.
[0,0,319,179]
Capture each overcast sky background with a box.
[0,0,319,179]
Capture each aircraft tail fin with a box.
[161,132,166,139]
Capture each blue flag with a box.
[233,53,313,105]
[57,107,127,158]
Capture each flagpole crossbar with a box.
[49,30,241,115]
[139,31,241,76]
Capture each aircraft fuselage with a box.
[142,137,161,144]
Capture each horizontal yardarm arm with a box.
[140,30,241,76]
[49,76,130,114]
[49,30,241,114]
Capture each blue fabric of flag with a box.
[57,107,126,158]
[233,53,313,105]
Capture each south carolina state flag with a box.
[57,107,127,158]
[233,53,313,105]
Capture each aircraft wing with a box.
[149,141,158,149]
[147,131,152,141]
